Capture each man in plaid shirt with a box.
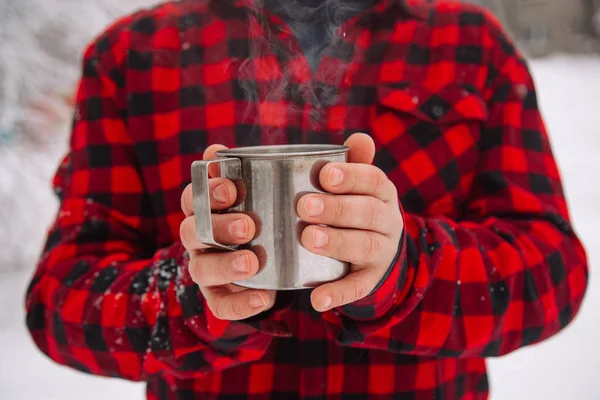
[25,0,589,398]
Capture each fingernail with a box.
[328,167,344,187]
[249,292,266,308]
[232,254,249,273]
[228,219,248,239]
[213,183,228,203]
[321,296,333,311]
[313,228,328,248]
[305,196,324,217]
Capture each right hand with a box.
[180,144,276,321]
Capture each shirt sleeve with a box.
[24,23,289,382]
[320,12,589,358]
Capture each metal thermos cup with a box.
[191,144,350,290]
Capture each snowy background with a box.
[0,1,599,400]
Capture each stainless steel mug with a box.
[191,144,350,290]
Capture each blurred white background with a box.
[0,1,598,399]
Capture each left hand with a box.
[297,133,404,312]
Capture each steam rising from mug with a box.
[236,0,374,125]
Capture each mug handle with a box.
[191,158,242,251]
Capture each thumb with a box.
[203,144,228,160]
[344,133,375,164]
[203,144,229,178]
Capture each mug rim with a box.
[216,144,349,159]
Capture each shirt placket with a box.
[309,1,397,143]
[238,0,401,145]
[247,7,314,144]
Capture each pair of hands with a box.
[179,134,404,321]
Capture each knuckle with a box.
[365,233,383,259]
[371,168,386,196]
[216,254,233,281]
[349,168,360,191]
[210,214,224,232]
[229,298,246,319]
[214,300,229,320]
[179,221,188,246]
[366,200,380,229]
[337,280,368,305]
[188,256,202,285]
[179,218,192,248]
[207,299,221,319]
[334,196,346,221]
[333,230,348,254]
[352,281,368,301]
[339,285,357,306]
[213,308,225,320]
[341,289,352,305]
[335,232,356,260]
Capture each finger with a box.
[203,286,276,320]
[181,178,238,217]
[203,144,228,160]
[301,225,393,266]
[203,144,229,178]
[310,270,378,312]
[319,162,397,203]
[212,213,256,244]
[189,249,260,287]
[180,216,209,251]
[180,213,255,250]
[344,133,375,164]
[297,193,394,234]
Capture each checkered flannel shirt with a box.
[25,0,589,399]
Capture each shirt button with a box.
[431,105,445,120]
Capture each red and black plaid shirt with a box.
[25,0,589,399]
